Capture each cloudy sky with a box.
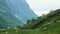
[26,0,60,16]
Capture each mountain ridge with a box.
[0,0,37,29]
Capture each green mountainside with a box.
[0,9,60,34]
[14,9,60,34]
[22,9,60,29]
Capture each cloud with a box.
[26,0,60,16]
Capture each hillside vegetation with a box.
[21,9,60,34]
[0,9,60,34]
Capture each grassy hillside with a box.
[22,9,60,29]
[0,9,60,34]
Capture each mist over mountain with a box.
[6,0,38,23]
[0,0,37,29]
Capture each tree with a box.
[27,19,30,24]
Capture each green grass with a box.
[0,16,60,34]
[0,15,60,34]
[0,28,60,34]
[0,9,60,34]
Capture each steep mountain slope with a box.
[15,9,60,34]
[0,0,22,29]
[31,9,60,29]
[0,0,37,29]
[6,0,38,23]
[22,9,60,30]
[0,8,23,29]
[0,9,60,34]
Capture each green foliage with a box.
[18,9,60,34]
[22,9,60,29]
[0,9,60,34]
